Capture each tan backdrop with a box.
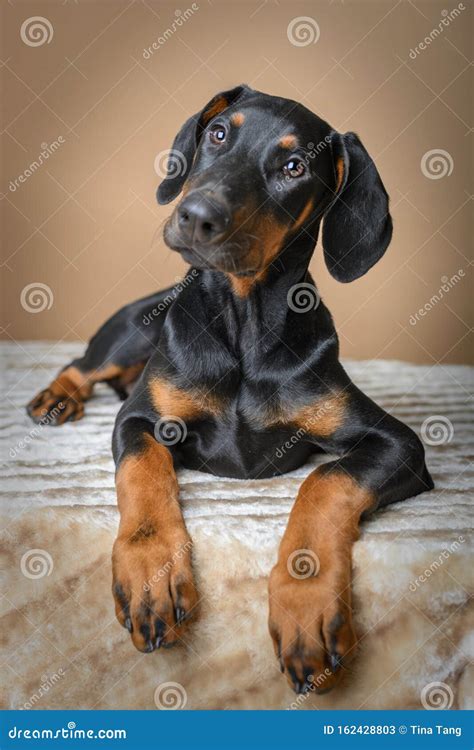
[1,0,472,363]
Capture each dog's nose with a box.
[177,193,230,245]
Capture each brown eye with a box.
[282,159,305,178]
[209,125,227,144]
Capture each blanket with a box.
[1,342,473,710]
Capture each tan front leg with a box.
[268,470,372,694]
[112,434,198,652]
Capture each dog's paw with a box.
[112,532,198,652]
[26,370,91,425]
[268,560,356,695]
[27,386,85,425]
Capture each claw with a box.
[329,652,342,673]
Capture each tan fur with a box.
[269,471,374,692]
[264,392,347,438]
[149,377,223,419]
[279,134,297,149]
[292,198,315,230]
[27,363,145,424]
[291,391,347,437]
[335,156,345,192]
[113,434,198,651]
[202,95,228,124]
[231,112,245,127]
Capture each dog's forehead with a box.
[229,95,331,144]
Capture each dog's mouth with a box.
[163,218,258,275]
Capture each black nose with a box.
[177,193,230,245]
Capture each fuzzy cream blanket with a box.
[1,342,473,711]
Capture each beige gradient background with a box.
[1,0,472,364]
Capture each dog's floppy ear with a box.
[157,85,253,205]
[322,131,392,282]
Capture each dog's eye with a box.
[209,125,227,145]
[282,159,305,178]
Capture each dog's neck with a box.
[198,231,321,343]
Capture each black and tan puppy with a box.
[27,85,433,695]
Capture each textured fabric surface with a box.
[1,342,473,710]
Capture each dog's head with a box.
[158,85,392,282]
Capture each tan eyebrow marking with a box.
[231,112,245,127]
[279,134,298,149]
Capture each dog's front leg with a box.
[268,383,433,694]
[268,469,370,695]
[112,416,198,652]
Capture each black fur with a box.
[28,85,433,510]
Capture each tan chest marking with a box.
[265,391,347,438]
[149,377,224,420]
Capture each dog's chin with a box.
[164,226,255,275]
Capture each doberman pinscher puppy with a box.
[27,85,433,696]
